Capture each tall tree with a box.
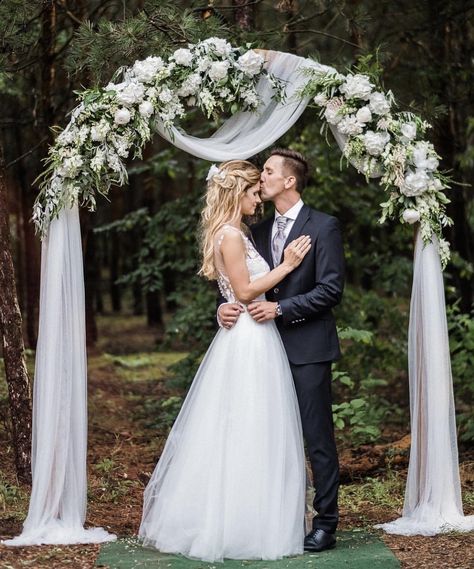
[0,142,32,482]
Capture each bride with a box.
[139,160,311,561]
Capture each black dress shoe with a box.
[304,528,336,552]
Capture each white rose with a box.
[339,74,373,100]
[402,209,421,224]
[132,56,164,82]
[356,106,372,123]
[412,141,439,171]
[237,50,264,76]
[139,101,154,117]
[208,60,230,82]
[337,115,364,136]
[401,170,430,196]
[114,108,131,125]
[115,81,145,106]
[362,130,390,156]
[369,92,391,115]
[313,93,328,106]
[173,48,193,67]
[400,122,417,141]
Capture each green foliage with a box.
[0,474,23,511]
[93,458,137,503]
[331,327,389,445]
[448,303,474,442]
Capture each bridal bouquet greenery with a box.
[33,38,278,237]
[302,65,452,267]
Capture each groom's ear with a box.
[284,175,296,190]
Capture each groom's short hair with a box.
[270,148,309,193]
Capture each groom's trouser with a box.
[290,361,339,534]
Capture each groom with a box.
[218,148,345,552]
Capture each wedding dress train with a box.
[139,225,306,561]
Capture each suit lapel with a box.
[279,204,311,264]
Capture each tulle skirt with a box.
[139,311,306,561]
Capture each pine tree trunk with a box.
[0,143,32,483]
[233,0,254,30]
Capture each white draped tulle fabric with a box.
[4,49,471,546]
[375,233,474,536]
[2,205,116,546]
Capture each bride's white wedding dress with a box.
[139,224,306,561]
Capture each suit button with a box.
[274,287,279,294]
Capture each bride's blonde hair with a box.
[199,160,261,280]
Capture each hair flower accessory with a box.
[206,164,226,182]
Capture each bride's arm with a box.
[220,231,311,304]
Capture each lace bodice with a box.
[214,225,270,303]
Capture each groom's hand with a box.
[218,302,244,329]
[248,301,278,323]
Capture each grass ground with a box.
[0,314,473,568]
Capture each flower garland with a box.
[33,39,452,268]
[301,68,452,267]
[33,38,277,237]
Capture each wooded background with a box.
[0,0,473,485]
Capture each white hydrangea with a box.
[362,130,390,156]
[369,92,391,115]
[116,81,145,106]
[173,48,193,67]
[208,61,230,82]
[237,50,264,76]
[412,141,439,171]
[158,87,173,104]
[177,73,202,97]
[337,115,364,136]
[132,56,164,83]
[339,74,373,100]
[196,57,212,72]
[201,37,232,56]
[401,170,431,196]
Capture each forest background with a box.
[0,1,473,568]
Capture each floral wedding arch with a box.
[4,38,473,546]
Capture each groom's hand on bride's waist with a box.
[248,301,278,323]
[217,302,245,329]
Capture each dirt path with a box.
[1,316,473,568]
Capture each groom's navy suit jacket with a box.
[250,204,345,365]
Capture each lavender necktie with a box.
[272,216,289,266]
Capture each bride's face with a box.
[240,183,262,216]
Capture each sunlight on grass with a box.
[339,473,405,512]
